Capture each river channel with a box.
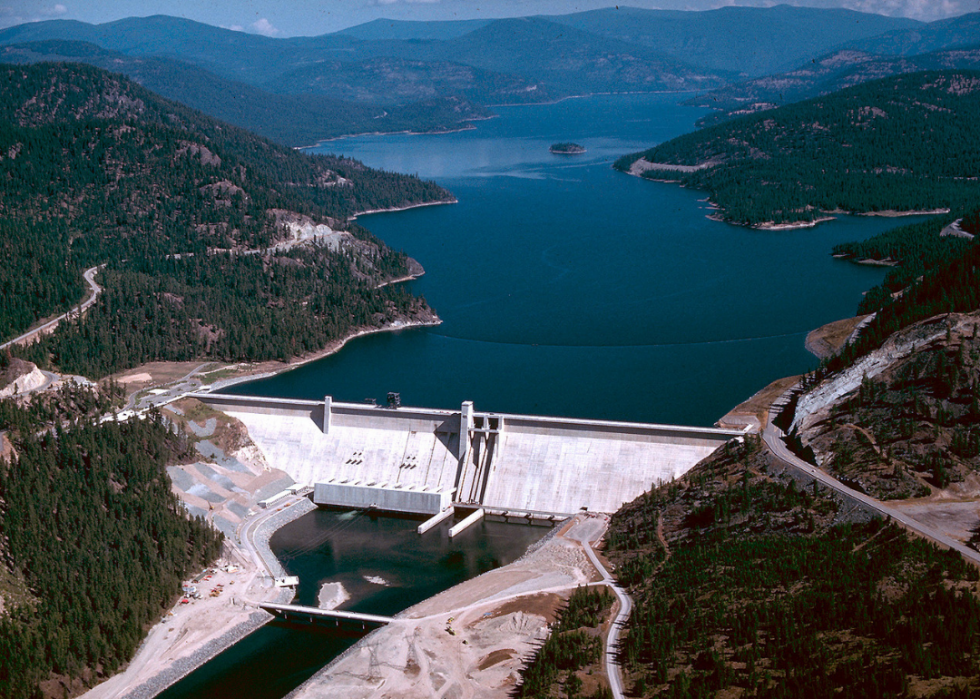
[156,511,546,699]
[168,92,931,697]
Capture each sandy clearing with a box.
[628,159,719,176]
[804,314,871,360]
[288,515,608,699]
[889,499,980,545]
[717,374,801,433]
[116,372,155,384]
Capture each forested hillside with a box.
[0,390,224,699]
[616,71,980,226]
[0,41,493,146]
[604,440,980,697]
[689,45,980,128]
[0,62,449,376]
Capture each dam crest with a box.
[195,393,744,518]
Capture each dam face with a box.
[196,394,743,516]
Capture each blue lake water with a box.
[232,93,922,426]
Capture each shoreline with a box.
[297,90,703,152]
[298,122,489,149]
[285,514,608,699]
[348,197,457,221]
[489,88,701,108]
[208,316,443,393]
[753,216,837,231]
[620,156,953,230]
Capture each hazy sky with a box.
[1,0,975,35]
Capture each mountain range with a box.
[0,6,953,146]
[689,12,980,126]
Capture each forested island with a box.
[0,62,452,377]
[550,142,586,155]
[616,71,980,227]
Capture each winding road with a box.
[569,515,631,699]
[0,264,104,351]
[762,391,980,567]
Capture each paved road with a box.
[1,265,104,350]
[568,515,631,699]
[124,363,212,412]
[762,410,980,567]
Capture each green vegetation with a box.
[607,442,980,698]
[819,231,980,378]
[0,42,492,146]
[832,213,966,269]
[0,392,223,698]
[516,585,613,699]
[689,43,980,128]
[550,142,586,155]
[15,246,431,379]
[0,62,448,376]
[0,218,83,342]
[617,71,980,226]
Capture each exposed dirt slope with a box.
[794,311,980,500]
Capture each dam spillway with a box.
[195,393,744,516]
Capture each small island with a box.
[550,142,586,155]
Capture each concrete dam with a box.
[196,393,744,518]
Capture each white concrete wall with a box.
[198,394,741,516]
[313,482,452,515]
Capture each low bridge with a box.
[259,602,393,632]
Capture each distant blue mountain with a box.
[0,40,490,145]
[842,11,980,55]
[686,11,980,127]
[547,5,921,77]
[0,7,950,143]
[338,18,491,41]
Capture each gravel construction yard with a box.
[288,514,609,699]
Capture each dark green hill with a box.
[0,391,225,699]
[260,55,551,105]
[0,62,450,375]
[617,71,980,227]
[0,41,490,145]
[602,435,980,698]
[689,43,980,127]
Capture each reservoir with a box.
[176,93,931,697]
[231,92,922,427]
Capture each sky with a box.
[0,0,975,36]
